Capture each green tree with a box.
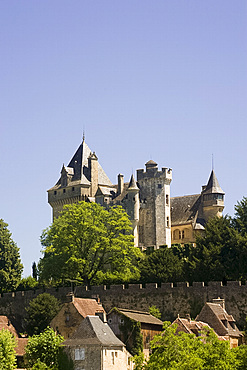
[149,306,161,319]
[25,293,61,336]
[188,216,238,282]
[0,219,23,293]
[39,202,142,285]
[17,276,39,291]
[232,196,247,236]
[145,322,237,370]
[0,329,17,370]
[24,327,72,370]
[139,247,183,283]
[32,262,38,280]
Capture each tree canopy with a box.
[24,327,72,370]
[0,329,17,370]
[25,293,61,336]
[39,202,142,285]
[139,247,183,283]
[141,322,237,370]
[0,219,23,293]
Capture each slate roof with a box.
[64,316,125,347]
[72,298,105,318]
[113,183,130,203]
[113,308,163,326]
[196,302,242,338]
[49,139,112,190]
[96,186,116,197]
[128,175,139,191]
[203,170,225,195]
[171,194,202,226]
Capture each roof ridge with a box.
[171,194,200,199]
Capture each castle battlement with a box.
[0,281,247,330]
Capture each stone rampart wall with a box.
[1,281,247,330]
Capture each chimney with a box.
[212,297,225,310]
[66,292,74,303]
[185,313,191,322]
[95,311,107,323]
[118,174,124,195]
[88,152,98,197]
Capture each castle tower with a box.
[126,174,140,247]
[48,138,112,220]
[137,160,172,249]
[202,170,225,222]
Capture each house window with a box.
[72,187,75,191]
[63,189,66,193]
[179,230,185,239]
[75,348,85,361]
[158,184,162,189]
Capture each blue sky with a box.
[0,1,246,276]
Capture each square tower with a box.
[137,160,172,249]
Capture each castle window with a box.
[166,217,169,227]
[158,184,162,189]
[54,191,57,195]
[63,189,66,193]
[72,187,75,191]
[166,194,169,205]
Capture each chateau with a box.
[48,138,225,248]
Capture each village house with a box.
[107,307,163,358]
[64,315,133,370]
[195,298,243,348]
[172,314,213,337]
[50,294,106,339]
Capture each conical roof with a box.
[127,174,139,191]
[56,139,112,186]
[203,170,224,195]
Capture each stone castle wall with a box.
[1,281,247,331]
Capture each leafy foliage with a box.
[17,276,39,291]
[232,197,247,236]
[149,306,161,319]
[0,219,23,293]
[39,202,142,285]
[139,247,183,283]
[144,322,237,369]
[24,327,73,370]
[25,293,61,336]
[0,329,17,370]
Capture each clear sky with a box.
[0,1,246,276]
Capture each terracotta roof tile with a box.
[73,298,105,318]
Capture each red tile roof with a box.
[73,298,105,318]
